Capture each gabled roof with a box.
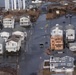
[20,15,30,19]
[4,14,13,19]
[65,24,75,30]
[1,28,13,34]
[7,35,21,42]
[51,24,63,31]
[51,49,74,58]
[1,28,13,32]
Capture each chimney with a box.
[14,0,17,10]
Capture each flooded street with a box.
[0,13,76,75]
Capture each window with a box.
[67,63,72,66]
[12,43,14,46]
[54,31,55,33]
[69,57,72,61]
[61,63,66,66]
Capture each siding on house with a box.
[51,35,63,50]
[13,26,26,41]
[12,31,24,41]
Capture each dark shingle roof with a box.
[13,25,25,32]
[1,28,13,34]
[65,24,75,30]
[51,49,74,58]
[51,24,63,31]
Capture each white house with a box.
[12,31,25,41]
[65,24,75,42]
[0,37,5,54]
[0,28,13,42]
[51,24,63,36]
[50,50,74,72]
[20,15,32,27]
[69,43,76,51]
[12,26,27,41]
[3,14,15,28]
[6,35,21,52]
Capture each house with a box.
[6,35,21,52]
[20,15,32,27]
[12,26,27,41]
[50,49,74,72]
[3,14,15,28]
[69,43,76,51]
[51,24,63,36]
[0,28,13,42]
[50,35,63,50]
[65,24,75,42]
[0,37,5,54]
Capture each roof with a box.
[51,49,74,58]
[65,24,75,30]
[1,28,13,34]
[0,37,5,44]
[7,35,21,42]
[20,15,30,19]
[69,42,76,46]
[4,14,13,19]
[51,24,63,30]
[13,25,25,32]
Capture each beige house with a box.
[3,14,15,28]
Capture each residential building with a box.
[6,35,21,52]
[3,14,15,28]
[69,43,76,51]
[65,24,75,42]
[12,26,27,41]
[50,49,74,72]
[0,28,13,42]
[51,35,63,50]
[51,24,63,36]
[20,15,32,27]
